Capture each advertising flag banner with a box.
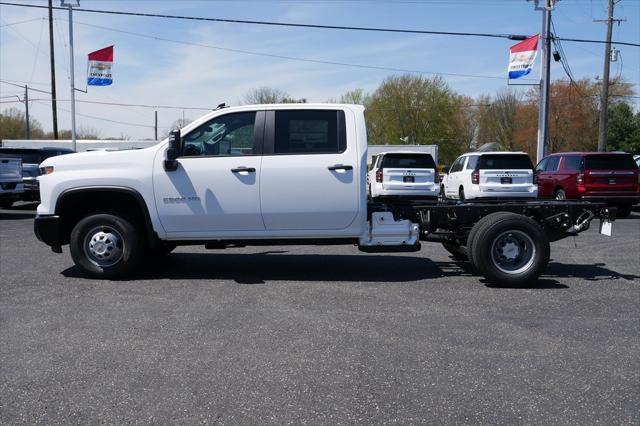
[87,46,114,86]
[508,35,539,80]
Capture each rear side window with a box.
[465,155,479,170]
[381,153,435,169]
[584,155,637,170]
[563,155,582,171]
[479,154,533,170]
[274,110,345,154]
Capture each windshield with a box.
[479,154,533,170]
[381,153,436,169]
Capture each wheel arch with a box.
[55,186,160,247]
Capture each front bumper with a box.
[34,215,63,248]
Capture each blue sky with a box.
[1,0,638,139]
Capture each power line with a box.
[0,1,531,41]
[1,1,637,46]
[72,20,516,81]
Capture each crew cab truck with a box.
[34,104,614,286]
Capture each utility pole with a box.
[596,0,624,152]
[62,0,79,151]
[154,110,158,140]
[532,0,553,163]
[24,86,30,139]
[48,0,59,139]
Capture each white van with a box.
[443,152,537,200]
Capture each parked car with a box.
[0,147,74,201]
[0,156,24,208]
[443,152,537,200]
[536,152,640,217]
[634,155,640,168]
[367,151,439,200]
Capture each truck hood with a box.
[40,144,164,171]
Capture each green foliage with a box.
[364,75,465,163]
[606,102,640,155]
[0,108,45,139]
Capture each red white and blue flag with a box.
[508,35,539,80]
[87,46,113,86]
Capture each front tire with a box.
[469,212,550,286]
[70,213,145,278]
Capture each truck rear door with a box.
[260,109,359,231]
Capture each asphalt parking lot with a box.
[1,202,639,424]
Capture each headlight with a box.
[39,166,54,175]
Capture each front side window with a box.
[449,157,461,173]
[182,112,256,157]
[274,110,344,154]
[536,158,548,172]
[545,156,560,172]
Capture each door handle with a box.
[231,167,256,173]
[328,164,353,171]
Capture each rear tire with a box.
[470,213,550,286]
[467,212,514,270]
[442,242,468,261]
[554,188,566,200]
[70,213,145,279]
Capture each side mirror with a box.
[164,129,181,171]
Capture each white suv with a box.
[443,152,537,200]
[368,151,438,200]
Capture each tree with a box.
[243,87,305,104]
[475,90,524,151]
[606,102,640,154]
[163,117,193,138]
[365,75,465,163]
[340,88,369,105]
[518,78,634,155]
[0,108,45,139]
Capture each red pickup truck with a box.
[536,152,640,217]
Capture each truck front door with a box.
[260,109,360,231]
[153,110,266,235]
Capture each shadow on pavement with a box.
[63,252,447,283]
[545,262,640,282]
[0,211,36,220]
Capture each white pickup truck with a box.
[34,104,614,285]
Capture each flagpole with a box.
[535,0,553,163]
[64,0,78,152]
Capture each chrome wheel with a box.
[490,230,536,275]
[555,190,566,200]
[83,226,124,267]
